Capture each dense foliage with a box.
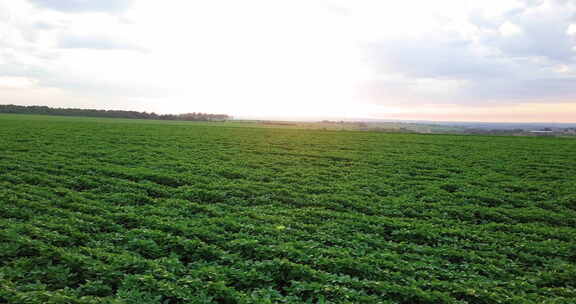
[1,114,575,303]
[0,105,231,121]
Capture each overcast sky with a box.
[1,0,576,122]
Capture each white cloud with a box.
[567,24,576,36]
[414,78,470,94]
[28,0,133,13]
[499,21,523,36]
[553,64,572,73]
[0,76,37,88]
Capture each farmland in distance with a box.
[1,114,575,303]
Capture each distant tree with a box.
[0,104,231,121]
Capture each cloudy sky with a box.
[1,0,576,122]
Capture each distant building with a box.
[564,128,576,135]
[529,130,555,136]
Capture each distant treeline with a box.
[0,104,231,121]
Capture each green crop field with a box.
[1,114,575,304]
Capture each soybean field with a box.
[1,114,575,303]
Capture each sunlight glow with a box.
[1,0,575,122]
